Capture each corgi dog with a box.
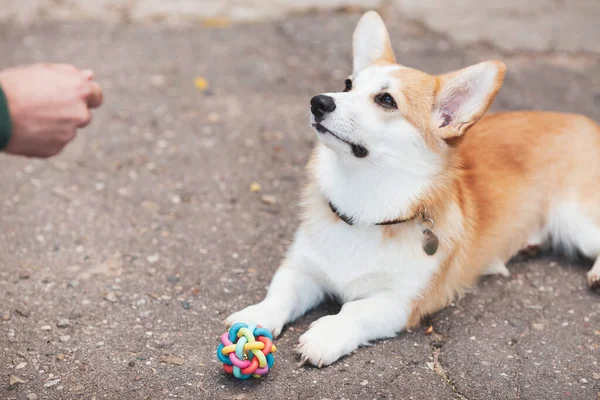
[226,11,600,367]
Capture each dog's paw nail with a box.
[588,275,600,290]
[296,357,308,367]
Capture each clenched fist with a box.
[0,63,103,158]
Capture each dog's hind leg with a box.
[568,213,600,289]
[577,214,600,289]
[548,201,600,289]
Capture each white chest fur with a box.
[291,213,442,308]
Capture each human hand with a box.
[0,63,103,158]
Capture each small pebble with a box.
[580,378,588,383]
[147,254,160,264]
[15,308,30,318]
[44,379,61,388]
[27,394,38,400]
[56,354,65,361]
[360,380,368,386]
[40,325,52,331]
[181,301,191,310]
[57,318,70,328]
[129,360,136,367]
[15,362,27,370]
[59,335,71,342]
[19,271,31,280]
[260,195,277,205]
[104,292,117,303]
[249,182,261,192]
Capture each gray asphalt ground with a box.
[1,10,599,400]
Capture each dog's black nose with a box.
[311,95,336,119]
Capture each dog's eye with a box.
[375,93,397,109]
[343,79,352,92]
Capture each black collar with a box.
[328,201,417,226]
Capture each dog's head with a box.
[310,11,505,164]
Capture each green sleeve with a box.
[0,85,12,150]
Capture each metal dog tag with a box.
[422,229,439,256]
[419,216,439,256]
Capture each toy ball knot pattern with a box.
[216,323,277,379]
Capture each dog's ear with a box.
[352,11,396,75]
[433,61,506,139]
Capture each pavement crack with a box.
[431,347,470,400]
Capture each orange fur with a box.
[408,111,600,325]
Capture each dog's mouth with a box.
[312,123,369,158]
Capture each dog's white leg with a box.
[482,260,510,277]
[577,229,600,289]
[296,293,407,367]
[575,222,600,289]
[553,204,600,289]
[224,261,325,338]
[548,203,600,289]
[587,258,600,289]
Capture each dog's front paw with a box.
[296,315,359,367]
[224,303,287,338]
[587,270,600,290]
